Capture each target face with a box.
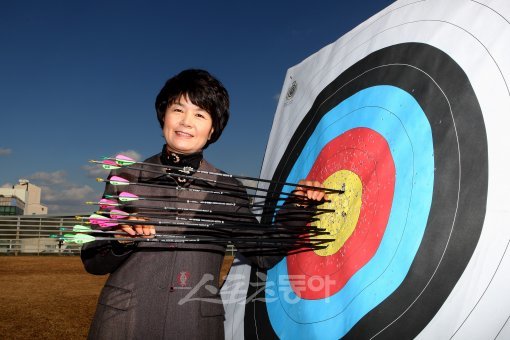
[244,43,487,339]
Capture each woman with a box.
[81,69,324,339]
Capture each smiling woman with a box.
[80,68,327,339]
[155,69,229,150]
[162,96,215,155]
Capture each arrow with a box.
[98,198,119,209]
[92,191,334,217]
[92,209,329,236]
[58,225,230,238]
[92,154,345,195]
[115,191,334,214]
[59,224,331,240]
[93,162,328,201]
[76,213,329,237]
[85,198,330,226]
[52,233,336,250]
[95,175,308,202]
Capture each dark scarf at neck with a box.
[160,145,203,183]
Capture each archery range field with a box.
[0,255,234,339]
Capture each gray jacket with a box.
[81,153,280,339]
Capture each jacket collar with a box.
[139,152,222,188]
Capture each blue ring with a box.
[265,85,434,339]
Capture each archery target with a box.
[253,42,484,340]
[222,1,510,339]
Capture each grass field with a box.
[0,255,234,339]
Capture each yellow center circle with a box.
[312,170,362,256]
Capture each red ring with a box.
[287,128,396,299]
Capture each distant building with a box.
[0,179,48,215]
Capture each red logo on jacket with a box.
[178,271,190,287]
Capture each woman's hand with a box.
[115,216,155,241]
[293,179,327,204]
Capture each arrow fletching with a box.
[89,214,118,227]
[109,176,130,186]
[110,209,129,219]
[63,233,95,244]
[102,159,121,170]
[114,154,136,166]
[98,198,119,209]
[73,225,93,232]
[118,191,139,202]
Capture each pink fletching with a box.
[89,215,117,228]
[114,154,136,166]
[110,209,129,219]
[102,159,120,170]
[98,220,118,228]
[99,198,117,210]
[109,176,129,184]
[115,154,134,162]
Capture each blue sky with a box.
[0,0,394,214]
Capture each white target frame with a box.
[222,1,510,338]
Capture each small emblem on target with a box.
[285,80,298,104]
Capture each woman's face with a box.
[163,95,214,155]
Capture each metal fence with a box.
[0,215,82,255]
[0,215,236,256]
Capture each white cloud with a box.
[29,171,68,185]
[60,185,95,201]
[37,183,99,215]
[25,170,102,215]
[39,184,95,202]
[1,182,14,188]
[0,148,12,156]
[82,164,110,177]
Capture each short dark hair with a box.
[155,69,230,147]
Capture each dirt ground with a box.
[0,255,234,340]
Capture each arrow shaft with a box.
[101,163,332,200]
[95,157,345,194]
[86,220,327,238]
[103,193,333,215]
[87,212,326,234]
[61,234,334,247]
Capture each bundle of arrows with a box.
[53,154,345,252]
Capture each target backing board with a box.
[221,1,510,339]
